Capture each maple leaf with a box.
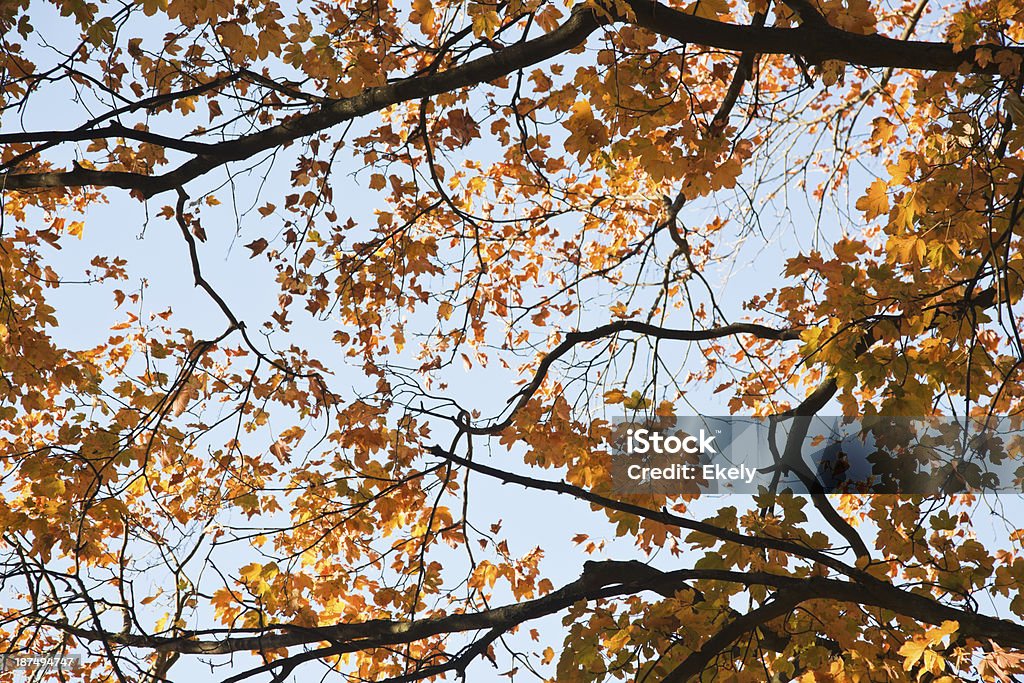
[855,179,890,220]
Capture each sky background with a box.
[8,2,1024,681]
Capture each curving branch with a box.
[770,376,874,560]
[37,559,1024,673]
[1,0,1015,197]
[466,319,801,435]
[428,445,861,577]
[1,5,603,197]
[0,123,217,156]
[662,592,805,682]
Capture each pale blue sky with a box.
[9,2,1024,681]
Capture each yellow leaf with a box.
[413,0,436,30]
[898,638,929,670]
[175,97,197,114]
[855,179,890,220]
[686,0,728,19]
[239,563,262,583]
[470,6,501,39]
[928,620,959,646]
[604,389,625,404]
[563,100,608,163]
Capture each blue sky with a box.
[10,2,1024,681]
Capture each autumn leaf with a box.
[246,238,269,257]
[855,179,890,220]
[171,381,199,416]
[603,389,626,404]
[469,4,501,38]
[563,100,608,163]
[269,440,290,463]
[413,0,435,31]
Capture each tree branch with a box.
[38,561,1024,660]
[1,0,1013,197]
[429,445,861,578]
[0,123,216,156]
[467,319,800,435]
[662,592,804,682]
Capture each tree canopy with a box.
[5,0,1024,680]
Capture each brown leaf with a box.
[269,441,290,464]
[171,387,195,416]
[246,238,269,257]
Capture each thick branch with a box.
[1,0,1013,196]
[626,0,1000,70]
[708,7,766,134]
[42,561,1024,659]
[773,377,874,561]
[1,4,602,197]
